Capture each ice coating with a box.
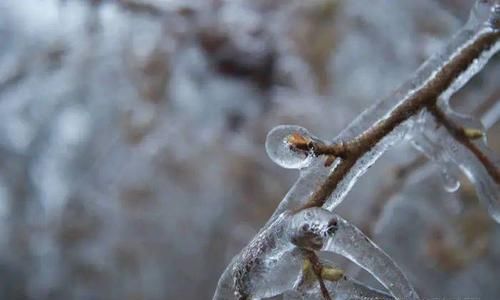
[412,110,500,223]
[289,280,393,300]
[214,208,417,299]
[470,0,500,29]
[322,214,421,300]
[411,113,463,193]
[287,208,419,300]
[336,0,498,143]
[214,1,500,298]
[265,125,318,170]
[412,134,460,193]
[480,100,500,129]
[270,158,332,220]
[287,275,394,300]
[213,212,303,300]
[412,97,498,196]
[287,207,340,250]
[263,0,500,218]
[324,121,413,211]
[213,261,239,300]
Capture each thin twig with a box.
[303,250,332,300]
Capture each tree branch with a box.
[290,20,500,211]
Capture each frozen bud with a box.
[288,208,338,250]
[265,125,318,169]
[463,127,485,140]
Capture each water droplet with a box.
[440,170,461,193]
[265,125,315,169]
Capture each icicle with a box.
[410,113,463,194]
[434,100,491,194]
[265,125,320,170]
[413,110,500,223]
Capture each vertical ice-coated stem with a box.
[322,216,420,300]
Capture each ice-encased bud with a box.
[288,208,338,250]
[265,125,316,169]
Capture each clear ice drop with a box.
[265,125,316,169]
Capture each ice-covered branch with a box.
[265,0,499,219]
[362,90,500,236]
[215,1,500,299]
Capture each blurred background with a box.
[0,0,499,299]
